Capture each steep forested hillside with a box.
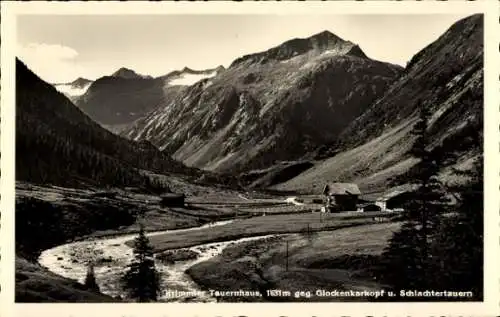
[16,59,197,189]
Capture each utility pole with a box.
[285,240,289,272]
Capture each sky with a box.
[17,14,478,83]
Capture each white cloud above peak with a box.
[17,43,85,83]
[23,43,78,60]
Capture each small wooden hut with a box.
[160,193,185,208]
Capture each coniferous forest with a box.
[16,59,197,189]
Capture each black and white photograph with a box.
[1,1,498,314]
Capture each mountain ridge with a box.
[111,67,153,79]
[274,14,483,194]
[53,77,92,87]
[230,30,367,68]
[73,64,224,126]
[123,30,403,173]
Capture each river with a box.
[38,220,276,302]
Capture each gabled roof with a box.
[323,183,361,196]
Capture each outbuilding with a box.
[160,193,185,207]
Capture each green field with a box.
[186,222,402,302]
[137,211,396,252]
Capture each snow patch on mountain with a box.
[54,83,92,97]
[169,71,218,86]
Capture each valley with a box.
[18,179,399,302]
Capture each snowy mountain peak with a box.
[53,77,93,100]
[161,65,225,86]
[111,67,151,79]
[70,77,92,88]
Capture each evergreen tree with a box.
[430,156,483,299]
[121,224,161,302]
[378,222,424,290]
[378,102,449,290]
[84,263,100,292]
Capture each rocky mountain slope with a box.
[274,14,483,194]
[16,58,200,189]
[74,65,224,127]
[123,31,403,173]
[53,77,93,103]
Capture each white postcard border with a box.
[1,1,498,316]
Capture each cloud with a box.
[17,43,84,83]
[21,43,78,60]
